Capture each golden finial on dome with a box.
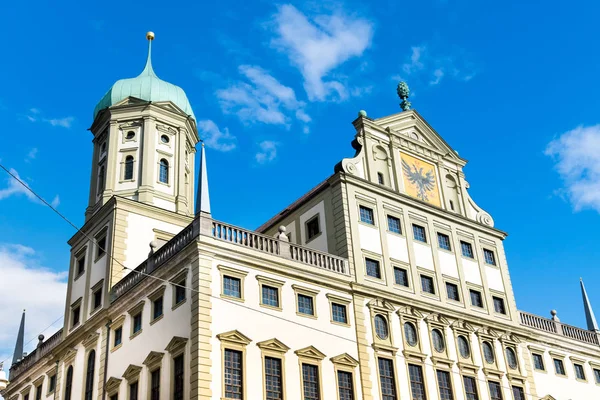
[146,31,155,41]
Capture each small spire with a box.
[139,31,156,77]
[195,143,211,216]
[580,278,599,332]
[397,81,411,111]
[11,310,25,368]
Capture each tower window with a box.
[101,142,107,154]
[159,159,169,184]
[125,131,135,140]
[124,156,134,180]
[97,165,106,194]
[305,215,320,241]
[377,172,384,185]
[160,134,170,144]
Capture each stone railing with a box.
[9,329,63,379]
[519,310,599,346]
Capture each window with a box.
[532,353,544,371]
[129,381,138,400]
[223,276,242,298]
[377,172,385,185]
[152,296,164,320]
[337,370,354,400]
[125,130,135,140]
[437,232,451,251]
[64,365,73,400]
[150,368,160,400]
[96,233,106,259]
[98,165,105,194]
[84,350,95,400]
[483,249,496,265]
[262,285,279,308]
[332,303,348,324]
[505,347,518,370]
[437,370,454,400]
[114,327,122,347]
[306,215,320,241]
[173,354,184,400]
[446,282,460,301]
[463,376,479,400]
[49,374,56,393]
[511,387,525,400]
[174,277,186,305]
[387,216,401,234]
[458,335,470,359]
[132,312,142,334]
[359,206,375,225]
[160,134,170,144]
[378,358,397,400]
[394,267,409,287]
[72,305,80,328]
[374,315,389,340]
[159,159,169,184]
[265,356,283,400]
[421,275,435,294]
[488,381,503,400]
[298,294,315,316]
[302,363,320,400]
[110,395,118,400]
[365,258,381,279]
[431,329,445,353]
[408,364,426,400]
[412,224,427,243]
[224,349,243,398]
[553,358,565,375]
[35,384,42,400]
[77,253,86,276]
[493,297,506,314]
[461,241,474,258]
[93,287,102,310]
[470,290,483,308]
[404,322,418,346]
[124,156,134,180]
[594,368,600,384]
[482,342,495,364]
[24,394,29,400]
[574,363,586,380]
[101,142,107,154]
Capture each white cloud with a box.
[255,141,278,164]
[25,148,38,163]
[0,244,66,366]
[44,117,74,128]
[50,195,60,208]
[271,4,373,101]
[0,168,60,208]
[217,65,310,131]
[197,120,236,152]
[546,125,600,212]
[430,68,444,85]
[403,46,425,75]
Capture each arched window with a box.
[457,335,470,358]
[64,365,73,400]
[505,347,518,369]
[431,329,445,352]
[404,322,418,346]
[159,159,169,184]
[482,341,495,364]
[124,156,134,180]
[374,315,389,340]
[84,350,96,400]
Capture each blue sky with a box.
[1,0,600,361]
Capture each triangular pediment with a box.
[216,330,252,346]
[82,332,100,349]
[330,353,359,367]
[143,351,165,367]
[105,377,122,394]
[499,333,521,344]
[540,396,556,400]
[450,320,476,332]
[367,298,395,312]
[63,348,77,364]
[122,364,142,381]
[153,101,188,116]
[165,336,188,354]
[113,96,149,108]
[424,312,450,326]
[295,345,326,361]
[475,327,500,338]
[256,338,290,353]
[396,305,424,319]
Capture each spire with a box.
[195,143,211,215]
[139,31,156,77]
[581,278,599,332]
[11,310,25,366]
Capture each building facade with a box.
[2,33,600,400]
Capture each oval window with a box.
[505,347,518,369]
[125,131,135,140]
[374,315,389,340]
[482,341,495,364]
[160,134,170,144]
[457,335,470,359]
[431,329,445,353]
[404,322,418,346]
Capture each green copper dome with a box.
[94,37,195,120]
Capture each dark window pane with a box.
[378,358,397,400]
[446,282,460,301]
[306,216,320,240]
[129,381,138,400]
[421,275,435,294]
[458,335,470,359]
[366,258,381,279]
[554,359,565,375]
[64,366,73,400]
[394,267,409,287]
[77,255,86,275]
[159,159,169,184]
[298,294,314,315]
[84,351,95,400]
[93,289,102,310]
[332,303,348,324]
[151,369,160,400]
[404,322,418,346]
[133,313,142,333]
[359,206,375,225]
[437,370,454,400]
[482,342,495,364]
[224,350,243,398]
[413,225,427,243]
[173,355,184,400]
[338,370,354,400]
[302,363,320,400]
[483,249,496,265]
[575,364,586,380]
[223,276,242,298]
[431,329,445,353]
[460,241,474,258]
[114,327,122,347]
[124,156,134,180]
[533,354,545,371]
[175,279,186,304]
[493,297,506,314]
[374,315,389,339]
[153,297,164,320]
[437,233,451,251]
[511,387,525,400]
[387,216,402,234]
[265,357,283,400]
[262,285,279,308]
[488,381,503,400]
[470,290,483,308]
[463,376,479,400]
[408,364,426,400]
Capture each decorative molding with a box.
[450,319,475,332]
[143,351,165,368]
[330,353,359,368]
[165,336,189,354]
[431,356,454,367]
[499,333,521,344]
[482,367,504,378]
[424,312,450,326]
[372,343,399,355]
[396,305,423,318]
[367,298,395,312]
[402,349,427,362]
[63,348,77,364]
[105,377,122,394]
[256,338,290,354]
[122,364,142,381]
[216,330,252,347]
[475,327,500,338]
[326,293,352,305]
[82,332,100,349]
[295,346,326,361]
[457,362,480,374]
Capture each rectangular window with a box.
[437,233,452,251]
[150,369,160,400]
[302,363,320,400]
[483,249,496,265]
[133,312,142,334]
[114,327,122,347]
[265,357,283,400]
[460,241,474,258]
[437,370,454,400]
[153,296,164,320]
[378,358,397,400]
[337,370,354,400]
[387,216,402,234]
[488,381,503,400]
[412,224,427,243]
[93,288,102,310]
[110,395,118,400]
[511,386,525,400]
[378,172,385,185]
[298,294,315,316]
[224,349,243,399]
[49,375,56,392]
[306,215,320,241]
[359,206,375,225]
[553,358,566,375]
[262,285,279,308]
[77,254,86,275]
[24,394,29,400]
[332,303,348,324]
[223,276,242,298]
[72,306,80,327]
[96,234,107,259]
[575,363,586,380]
[446,282,460,301]
[365,258,381,279]
[129,381,138,400]
[35,385,42,400]
[393,267,409,287]
[470,290,483,308]
[493,297,506,314]
[532,353,545,371]
[594,368,600,384]
[175,278,186,305]
[463,376,479,400]
[421,275,435,294]
[173,354,184,400]
[408,364,426,400]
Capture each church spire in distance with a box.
[11,310,25,368]
[195,143,211,216]
[580,278,599,332]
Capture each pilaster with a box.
[139,116,156,204]
[352,293,374,400]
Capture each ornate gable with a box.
[330,353,359,367]
[256,338,290,353]
[122,364,142,381]
[216,330,252,346]
[143,351,164,368]
[165,336,189,354]
[105,377,122,394]
[295,346,326,361]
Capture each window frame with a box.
[305,214,321,243]
[531,352,545,372]
[365,257,382,280]
[408,363,428,400]
[550,352,567,377]
[437,232,452,252]
[420,274,436,296]
[327,294,351,327]
[460,240,474,259]
[492,296,506,315]
[127,301,144,339]
[122,153,135,182]
[436,369,455,400]
[158,158,170,185]
[149,286,166,325]
[70,297,82,330]
[257,338,289,400]
[331,353,358,400]
[94,228,108,261]
[469,289,484,308]
[393,266,410,288]
[359,205,376,226]
[218,265,248,302]
[293,285,319,319]
[257,275,284,311]
[445,281,460,302]
[386,215,402,235]
[412,224,427,243]
[572,359,587,382]
[462,375,480,400]
[483,248,497,266]
[110,315,125,352]
[74,247,87,280]
[217,331,250,400]
[296,346,325,400]
[376,357,399,400]
[171,270,188,310]
[91,280,104,314]
[487,381,503,400]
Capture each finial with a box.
[146,31,155,41]
[140,31,156,77]
[397,81,411,111]
[358,110,367,118]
